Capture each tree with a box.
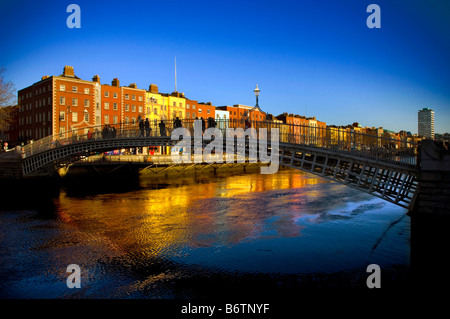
[0,66,15,107]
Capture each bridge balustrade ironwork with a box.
[20,118,418,168]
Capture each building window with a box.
[192,113,196,118]
[96,116,100,125]
[138,105,143,113]
[207,109,210,114]
[178,111,182,118]
[113,103,118,111]
[72,86,77,93]
[59,111,65,121]
[138,96,143,102]
[125,104,129,112]
[104,114,109,124]
[199,109,202,113]
[154,108,157,115]
[104,91,109,97]
[187,104,190,109]
[187,112,190,118]
[131,117,136,125]
[113,92,118,98]
[84,99,89,107]
[104,102,109,110]
[60,85,65,91]
[125,94,129,100]
[173,102,176,106]
[125,116,129,124]
[192,105,196,109]
[84,88,90,94]
[179,102,182,107]
[72,112,78,122]
[132,95,136,101]
[60,96,65,105]
[72,98,78,106]
[132,105,136,112]
[84,112,89,123]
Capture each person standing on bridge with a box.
[145,118,151,137]
[173,117,182,129]
[139,118,145,137]
[201,117,206,134]
[159,120,166,137]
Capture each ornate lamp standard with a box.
[243,84,262,125]
[254,84,260,111]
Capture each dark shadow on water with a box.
[0,177,60,216]
[98,251,413,299]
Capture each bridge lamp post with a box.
[244,84,261,125]
[254,84,260,112]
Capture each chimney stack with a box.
[112,78,120,87]
[63,65,75,77]
[92,75,100,83]
[149,84,158,93]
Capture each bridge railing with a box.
[20,118,418,167]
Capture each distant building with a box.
[215,109,229,129]
[418,107,435,139]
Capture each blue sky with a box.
[1,0,449,134]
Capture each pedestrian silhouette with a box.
[145,118,151,137]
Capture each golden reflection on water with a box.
[57,169,329,259]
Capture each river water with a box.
[0,167,410,299]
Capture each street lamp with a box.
[254,84,260,111]
[244,84,262,123]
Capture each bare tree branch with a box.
[0,66,16,107]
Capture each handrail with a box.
[19,118,418,167]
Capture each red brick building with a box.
[16,66,146,142]
[216,104,266,128]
